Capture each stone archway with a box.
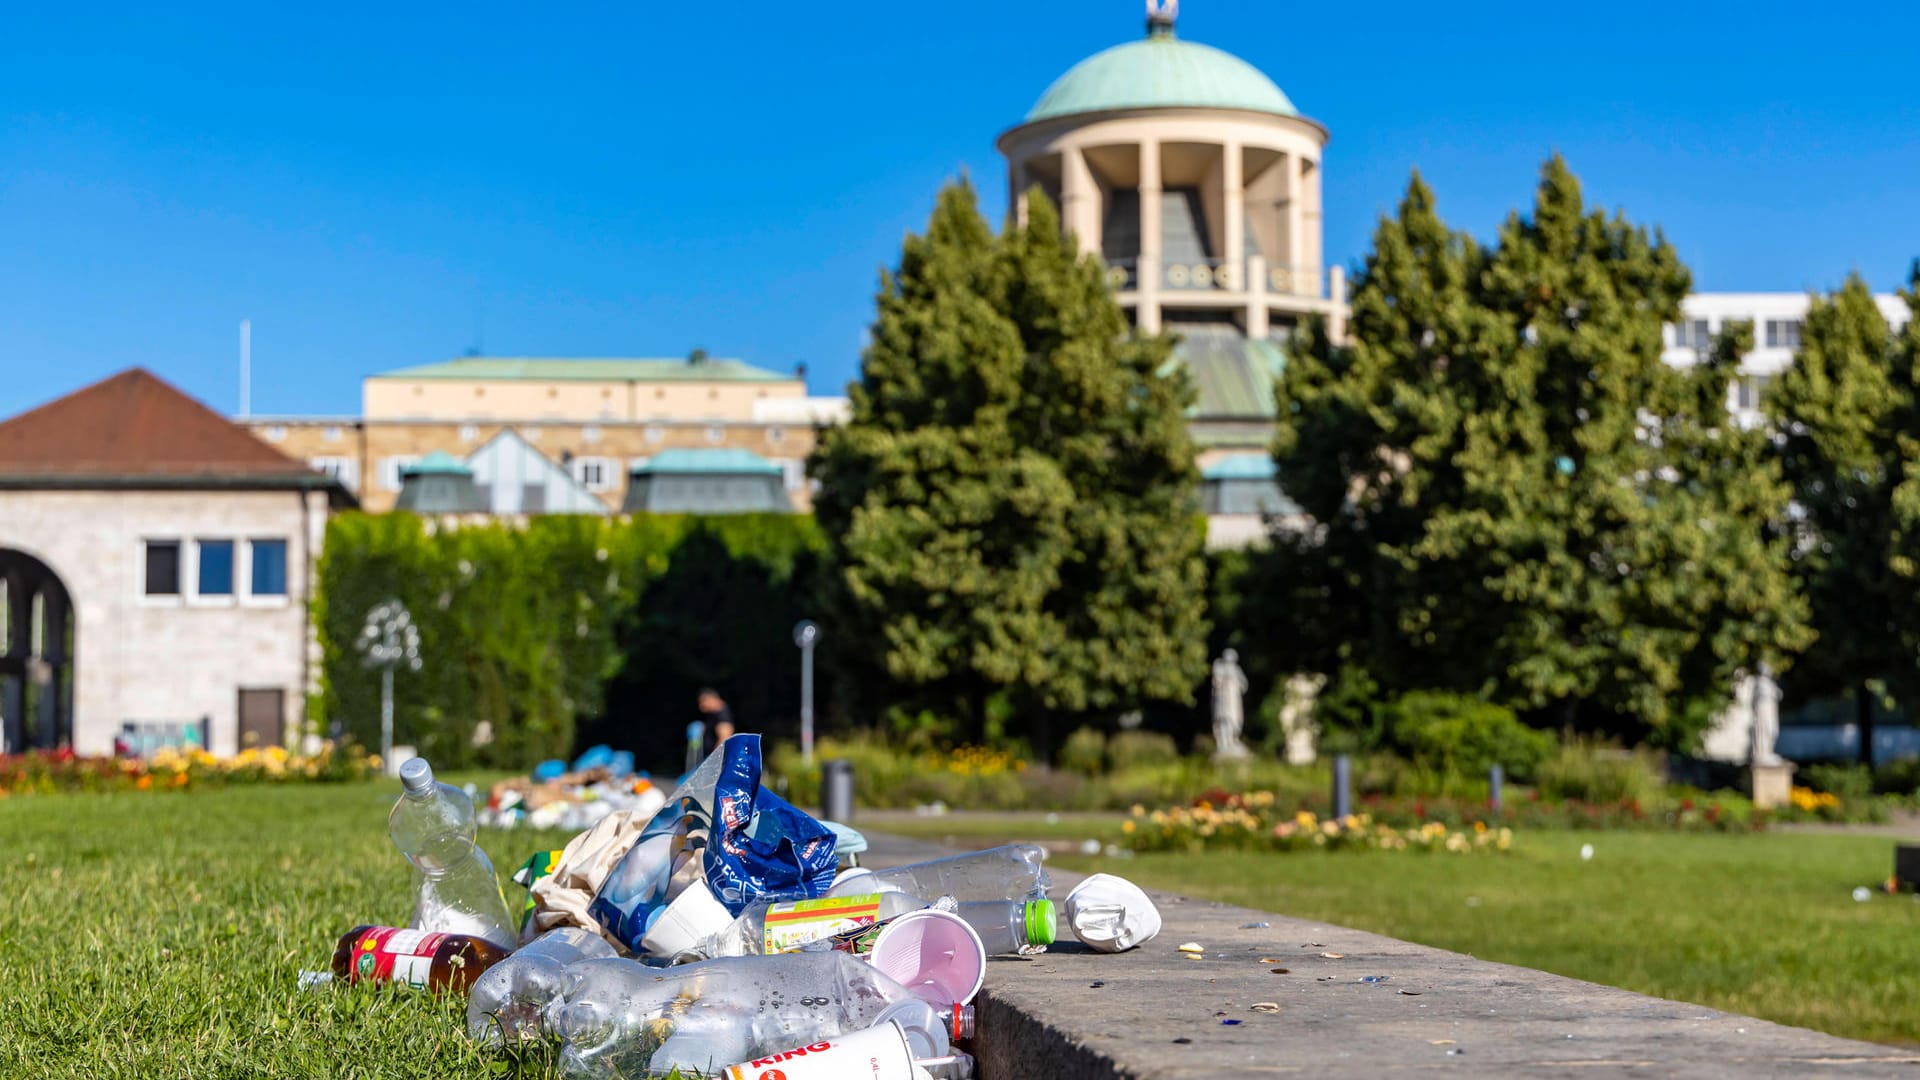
[0,548,75,752]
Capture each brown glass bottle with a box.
[330,925,511,994]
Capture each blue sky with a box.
[5,1,1918,418]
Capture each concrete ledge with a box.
[859,832,1920,1079]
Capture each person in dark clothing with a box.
[697,688,735,758]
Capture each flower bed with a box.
[1122,792,1513,855]
[0,743,381,796]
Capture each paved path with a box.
[859,830,1920,1078]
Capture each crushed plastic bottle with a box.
[467,927,620,1043]
[551,952,974,1080]
[390,757,517,949]
[827,844,1049,902]
[686,892,1054,960]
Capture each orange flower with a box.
[170,772,190,788]
[136,775,153,790]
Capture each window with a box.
[322,425,342,442]
[263,425,287,442]
[573,456,615,492]
[583,425,603,444]
[198,541,235,597]
[311,456,357,489]
[1765,319,1803,349]
[766,426,786,446]
[1737,375,1773,411]
[145,542,181,596]
[379,456,419,492]
[523,426,543,442]
[777,458,806,492]
[1672,319,1711,349]
[646,424,665,444]
[250,540,288,597]
[459,424,479,443]
[705,425,725,444]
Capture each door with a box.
[238,688,285,749]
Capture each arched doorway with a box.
[0,549,75,752]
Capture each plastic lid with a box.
[399,757,434,795]
[1024,898,1056,947]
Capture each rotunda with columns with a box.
[998,1,1345,469]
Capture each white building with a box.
[0,369,350,756]
[1671,293,1911,425]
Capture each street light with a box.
[357,600,422,770]
[793,620,819,766]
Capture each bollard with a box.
[1332,754,1352,821]
[1490,763,1504,813]
[821,759,855,824]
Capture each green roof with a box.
[1202,454,1277,481]
[374,357,794,384]
[1175,330,1287,419]
[402,450,472,476]
[631,449,783,476]
[1027,29,1297,123]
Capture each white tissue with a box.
[1061,873,1162,953]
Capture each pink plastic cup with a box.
[865,908,987,1006]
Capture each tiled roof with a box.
[374,357,795,384]
[1175,329,1287,419]
[0,368,334,488]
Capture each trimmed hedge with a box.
[313,513,825,770]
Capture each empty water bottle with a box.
[552,952,974,1080]
[687,892,1053,960]
[955,897,1055,956]
[390,757,517,949]
[466,927,620,1043]
[827,844,1049,902]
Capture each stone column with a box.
[1060,147,1098,257]
[1138,139,1163,333]
[1222,142,1245,292]
[1286,153,1305,290]
[1009,160,1030,229]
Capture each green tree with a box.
[1272,157,1807,746]
[1770,272,1920,760]
[809,183,1208,750]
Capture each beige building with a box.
[0,370,348,756]
[247,356,844,513]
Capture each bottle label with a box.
[347,927,447,989]
[760,894,885,954]
[720,1023,916,1080]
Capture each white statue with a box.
[1211,649,1250,760]
[1751,664,1784,766]
[1279,672,1325,765]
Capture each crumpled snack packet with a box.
[1061,873,1162,953]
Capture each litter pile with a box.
[306,734,1163,1079]
[478,745,667,832]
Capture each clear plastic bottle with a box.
[552,952,975,1080]
[687,893,1054,960]
[827,844,1050,902]
[466,927,619,1043]
[389,757,517,949]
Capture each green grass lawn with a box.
[0,780,584,1079]
[876,815,1920,1046]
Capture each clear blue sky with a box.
[5,1,1918,418]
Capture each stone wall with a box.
[0,487,326,755]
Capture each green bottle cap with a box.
[1024,898,1057,947]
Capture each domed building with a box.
[998,1,1345,477]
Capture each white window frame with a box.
[775,458,806,492]
[311,456,357,490]
[242,537,292,608]
[582,425,603,445]
[573,455,617,493]
[140,536,185,607]
[705,424,725,445]
[380,455,420,493]
[459,424,480,443]
[322,425,343,443]
[189,538,238,607]
[263,425,287,442]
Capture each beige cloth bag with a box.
[527,799,661,947]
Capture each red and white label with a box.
[347,926,447,990]
[721,1023,916,1080]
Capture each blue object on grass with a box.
[532,759,567,782]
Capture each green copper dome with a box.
[1026,27,1296,123]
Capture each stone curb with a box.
[858,831,1920,1079]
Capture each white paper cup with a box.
[639,877,732,957]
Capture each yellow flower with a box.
[1122,820,1136,834]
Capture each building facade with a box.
[245,356,845,513]
[0,370,348,756]
[1670,293,1912,426]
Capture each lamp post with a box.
[357,600,422,769]
[793,620,819,766]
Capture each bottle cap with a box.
[949,1002,976,1040]
[399,756,434,796]
[1024,898,1056,947]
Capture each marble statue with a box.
[1211,648,1250,760]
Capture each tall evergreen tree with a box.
[1272,157,1807,744]
[810,183,1207,748]
[1770,272,1920,758]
